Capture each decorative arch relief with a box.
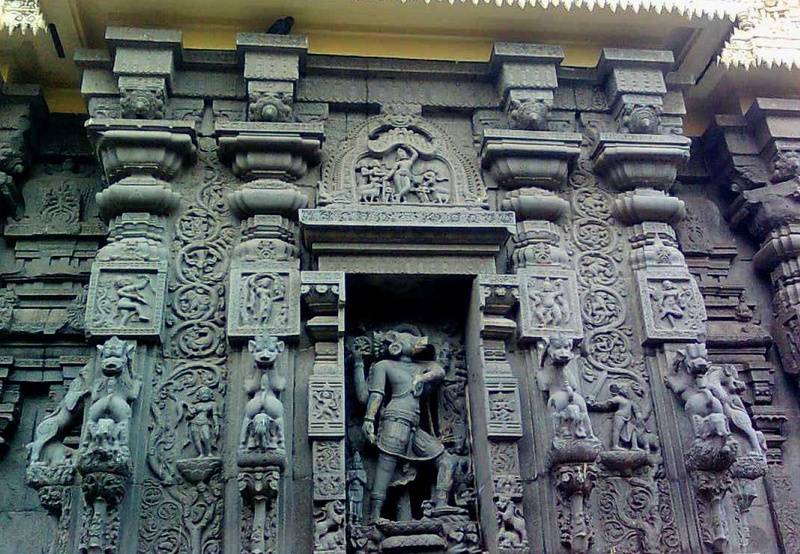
[319,113,486,206]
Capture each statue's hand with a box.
[362,420,376,444]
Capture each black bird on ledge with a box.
[267,16,295,35]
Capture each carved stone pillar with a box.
[482,42,582,274]
[302,271,347,553]
[714,99,800,380]
[466,275,528,554]
[593,51,767,553]
[214,32,324,554]
[483,41,600,554]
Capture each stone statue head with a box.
[674,342,711,376]
[97,337,134,376]
[382,328,433,359]
[542,334,578,366]
[249,333,285,367]
[197,386,214,402]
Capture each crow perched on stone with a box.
[267,16,294,35]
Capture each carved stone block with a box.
[636,268,707,341]
[518,268,582,340]
[312,439,346,501]
[308,375,344,438]
[484,372,523,439]
[86,260,167,338]
[227,262,300,339]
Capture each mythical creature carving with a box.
[667,343,768,552]
[28,337,138,470]
[240,333,286,461]
[314,499,347,550]
[537,335,599,452]
[507,97,551,131]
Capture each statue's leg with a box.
[433,452,454,507]
[370,453,398,521]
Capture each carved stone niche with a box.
[480,129,582,190]
[343,276,483,553]
[319,111,485,206]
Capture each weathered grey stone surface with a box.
[0,26,798,554]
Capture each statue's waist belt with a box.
[380,409,420,427]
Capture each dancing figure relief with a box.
[355,144,451,204]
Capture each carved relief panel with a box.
[319,111,486,206]
[87,261,168,338]
[228,263,300,339]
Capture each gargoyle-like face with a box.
[97,337,133,376]
[249,334,285,366]
[546,336,575,365]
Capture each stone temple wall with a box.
[0,27,798,554]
